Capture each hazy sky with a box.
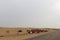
[0,0,60,28]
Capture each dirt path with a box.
[25,30,60,40]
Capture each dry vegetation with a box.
[0,28,55,40]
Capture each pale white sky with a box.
[0,0,60,28]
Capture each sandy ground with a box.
[0,28,55,40]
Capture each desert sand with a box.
[0,28,55,40]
